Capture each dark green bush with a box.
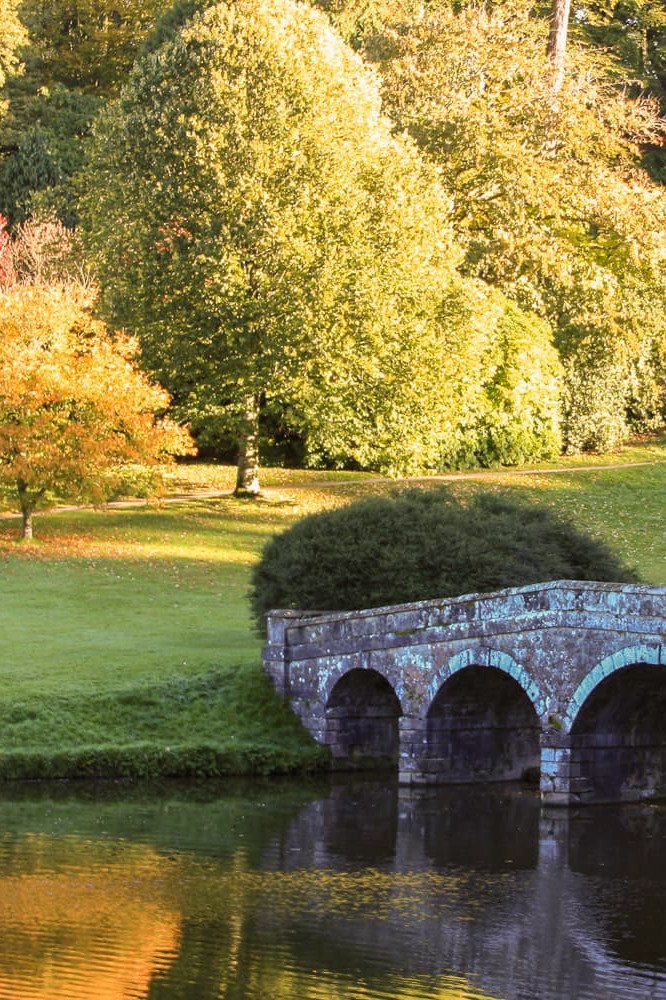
[251,488,639,624]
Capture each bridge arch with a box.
[324,668,402,770]
[427,647,547,718]
[563,643,666,732]
[567,644,666,802]
[425,648,542,784]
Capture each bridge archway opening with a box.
[325,669,402,770]
[571,663,666,802]
[426,666,540,784]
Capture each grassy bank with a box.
[1,438,665,780]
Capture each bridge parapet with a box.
[263,581,666,805]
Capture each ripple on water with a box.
[0,783,663,1000]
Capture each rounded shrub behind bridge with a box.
[251,488,639,624]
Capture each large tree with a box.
[82,0,501,491]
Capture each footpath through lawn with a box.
[0,438,665,780]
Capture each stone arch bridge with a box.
[263,581,666,805]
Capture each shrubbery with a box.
[251,488,638,624]
[439,297,562,469]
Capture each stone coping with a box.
[265,581,666,648]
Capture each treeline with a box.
[0,0,665,489]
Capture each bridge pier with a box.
[397,718,577,800]
[389,721,584,804]
[398,717,428,785]
[539,734,578,806]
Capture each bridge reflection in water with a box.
[274,779,666,1000]
[264,581,666,804]
[0,780,664,999]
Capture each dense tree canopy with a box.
[1,0,660,474]
[83,0,562,487]
[11,0,169,95]
[0,0,170,225]
[355,0,666,450]
[317,0,666,107]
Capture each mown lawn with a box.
[0,438,665,779]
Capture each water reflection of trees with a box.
[0,782,664,999]
[0,836,181,999]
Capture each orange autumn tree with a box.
[0,263,192,539]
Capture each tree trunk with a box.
[17,480,34,541]
[21,508,33,541]
[234,395,261,497]
[547,0,572,95]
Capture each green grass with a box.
[0,437,665,780]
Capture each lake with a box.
[0,777,664,999]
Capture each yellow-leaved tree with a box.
[0,218,192,540]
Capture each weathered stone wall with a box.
[263,580,666,804]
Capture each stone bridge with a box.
[262,580,666,805]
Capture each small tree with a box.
[0,281,192,539]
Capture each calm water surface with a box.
[0,778,664,1000]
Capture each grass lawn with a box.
[0,437,665,779]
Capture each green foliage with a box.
[103,463,164,500]
[0,742,324,780]
[0,128,60,225]
[313,0,420,47]
[82,0,481,480]
[318,0,666,104]
[0,0,26,94]
[353,0,666,452]
[16,0,170,95]
[439,293,563,469]
[83,0,570,480]
[0,86,100,226]
[0,669,326,780]
[572,0,666,101]
[0,0,169,227]
[139,0,211,54]
[251,488,639,623]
